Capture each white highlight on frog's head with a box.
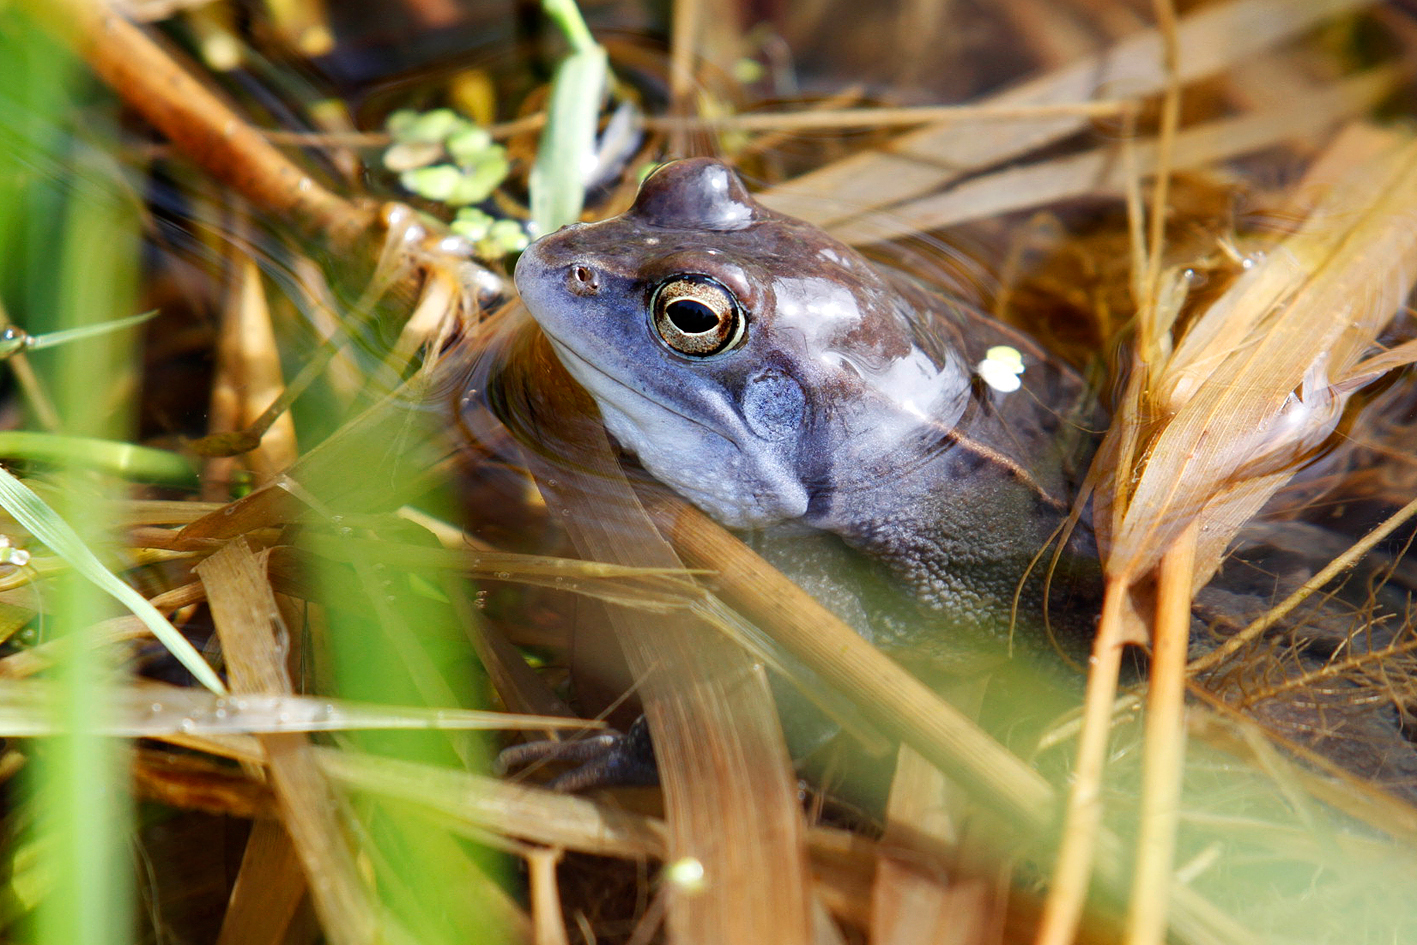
[772,276,861,351]
[977,345,1025,393]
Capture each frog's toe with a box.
[496,716,658,791]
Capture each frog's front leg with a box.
[497,716,658,791]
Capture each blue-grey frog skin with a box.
[506,158,1417,796]
[513,158,1098,644]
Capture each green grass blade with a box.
[20,308,156,352]
[0,431,196,484]
[529,0,608,234]
[0,465,226,694]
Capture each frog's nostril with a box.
[568,265,600,296]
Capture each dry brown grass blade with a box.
[321,748,669,860]
[1035,582,1135,945]
[649,100,1134,133]
[1101,124,1417,587]
[26,0,375,248]
[318,747,883,934]
[528,848,569,945]
[511,338,814,945]
[825,66,1396,245]
[215,820,309,945]
[197,538,376,945]
[207,253,299,491]
[759,0,1373,233]
[870,744,1001,945]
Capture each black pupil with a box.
[666,299,719,334]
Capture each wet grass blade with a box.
[0,465,226,694]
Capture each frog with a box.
[501,157,1417,795]
[513,158,1099,639]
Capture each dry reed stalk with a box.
[527,848,570,945]
[198,538,375,945]
[647,100,1135,133]
[1035,584,1134,945]
[215,820,309,945]
[514,342,815,945]
[668,0,700,119]
[24,0,375,248]
[1125,522,1195,945]
[826,67,1397,244]
[760,0,1373,233]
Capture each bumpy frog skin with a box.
[506,158,1417,795]
[514,158,1093,631]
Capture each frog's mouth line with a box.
[540,331,738,446]
[543,331,806,519]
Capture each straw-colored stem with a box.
[1139,0,1182,330]
[1126,520,1196,945]
[648,99,1135,132]
[1036,580,1131,945]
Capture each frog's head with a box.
[513,158,973,528]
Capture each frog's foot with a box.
[496,715,658,791]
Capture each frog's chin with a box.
[543,336,809,528]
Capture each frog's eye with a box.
[650,276,744,357]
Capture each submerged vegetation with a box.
[0,0,1414,943]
